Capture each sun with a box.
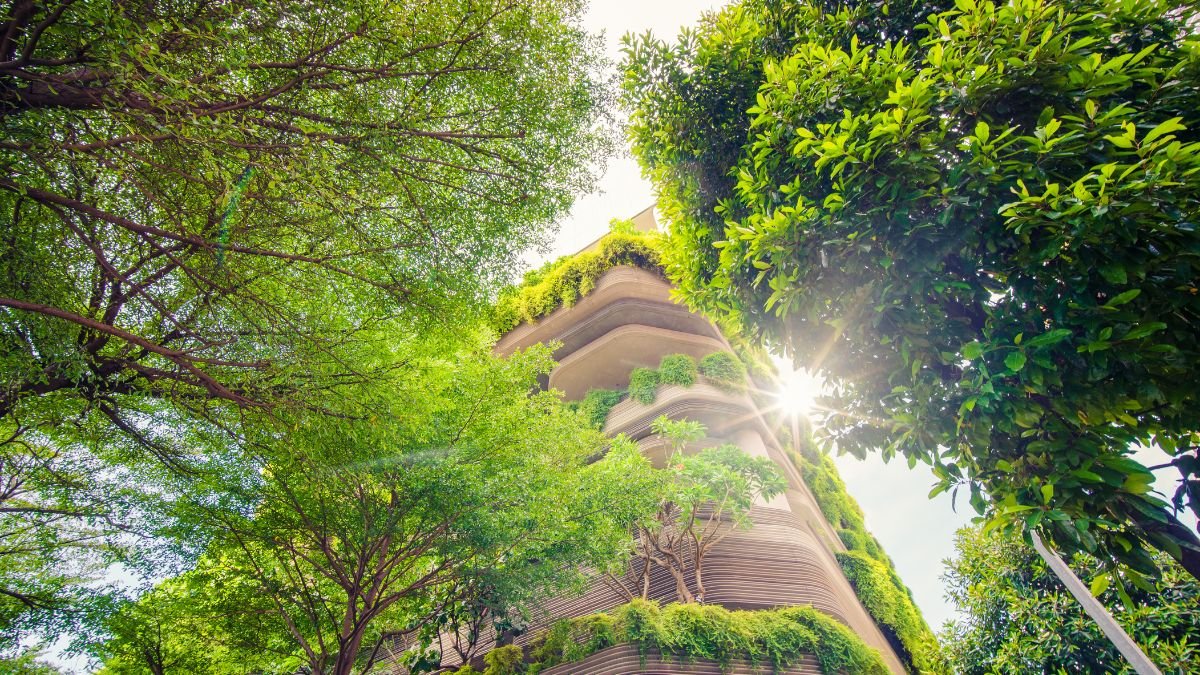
[775,364,824,419]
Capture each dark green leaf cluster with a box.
[942,526,1200,674]
[519,600,888,675]
[625,0,1200,580]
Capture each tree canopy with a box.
[624,0,1200,581]
[91,341,657,675]
[0,0,612,648]
[942,525,1200,673]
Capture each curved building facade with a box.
[478,212,909,674]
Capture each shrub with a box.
[628,367,660,404]
[575,388,624,430]
[698,352,745,389]
[492,228,664,332]
[657,354,698,387]
[524,600,887,674]
[483,644,523,675]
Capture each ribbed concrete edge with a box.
[539,644,824,675]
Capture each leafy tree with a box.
[612,416,786,603]
[0,0,610,641]
[942,526,1200,673]
[92,342,656,675]
[624,0,1200,580]
[0,646,64,674]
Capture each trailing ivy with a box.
[791,447,943,673]
[837,551,946,674]
[491,223,664,333]
[524,600,888,675]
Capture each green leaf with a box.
[1144,117,1186,144]
[1041,483,1054,504]
[1090,573,1109,597]
[1004,351,1027,372]
[1024,329,1072,348]
[1099,264,1127,285]
[1104,289,1141,307]
[962,342,984,360]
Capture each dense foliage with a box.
[790,447,941,673]
[511,599,887,675]
[942,526,1200,673]
[628,367,661,405]
[0,0,614,651]
[657,354,699,387]
[837,552,944,674]
[90,342,658,675]
[570,388,626,430]
[698,352,748,390]
[491,224,664,332]
[624,0,1200,581]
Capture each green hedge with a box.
[525,600,888,674]
[628,367,661,405]
[569,389,625,430]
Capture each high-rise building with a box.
[438,208,931,674]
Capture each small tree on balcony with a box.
[613,416,786,603]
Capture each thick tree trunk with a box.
[693,557,706,602]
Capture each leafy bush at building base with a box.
[524,600,888,674]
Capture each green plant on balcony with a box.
[627,367,661,405]
[657,353,698,387]
[698,352,745,390]
[525,599,888,674]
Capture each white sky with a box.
[549,0,1194,634]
